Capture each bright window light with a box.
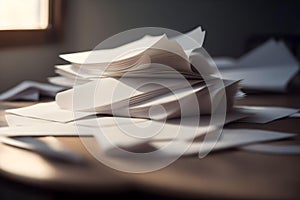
[0,0,49,30]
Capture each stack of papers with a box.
[55,78,239,119]
[49,27,207,87]
[214,39,299,92]
[47,26,239,120]
[0,27,297,159]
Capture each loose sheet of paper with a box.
[172,26,205,51]
[216,39,299,92]
[6,102,92,123]
[151,129,295,156]
[236,106,298,123]
[289,112,300,118]
[239,143,300,155]
[0,81,64,101]
[59,35,165,64]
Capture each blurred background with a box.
[0,0,300,92]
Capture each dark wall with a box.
[71,0,300,56]
[0,0,299,92]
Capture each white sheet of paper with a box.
[59,35,165,65]
[237,39,299,68]
[0,81,64,101]
[289,112,300,118]
[5,114,55,126]
[9,88,40,101]
[48,76,90,88]
[151,129,295,156]
[0,123,90,136]
[239,144,300,155]
[220,65,298,92]
[0,116,146,135]
[172,26,205,51]
[6,102,92,123]
[0,122,144,151]
[218,39,299,92]
[236,106,298,123]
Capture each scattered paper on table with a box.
[3,27,296,159]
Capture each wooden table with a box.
[0,94,299,199]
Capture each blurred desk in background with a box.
[0,94,300,200]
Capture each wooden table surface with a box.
[0,94,299,199]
